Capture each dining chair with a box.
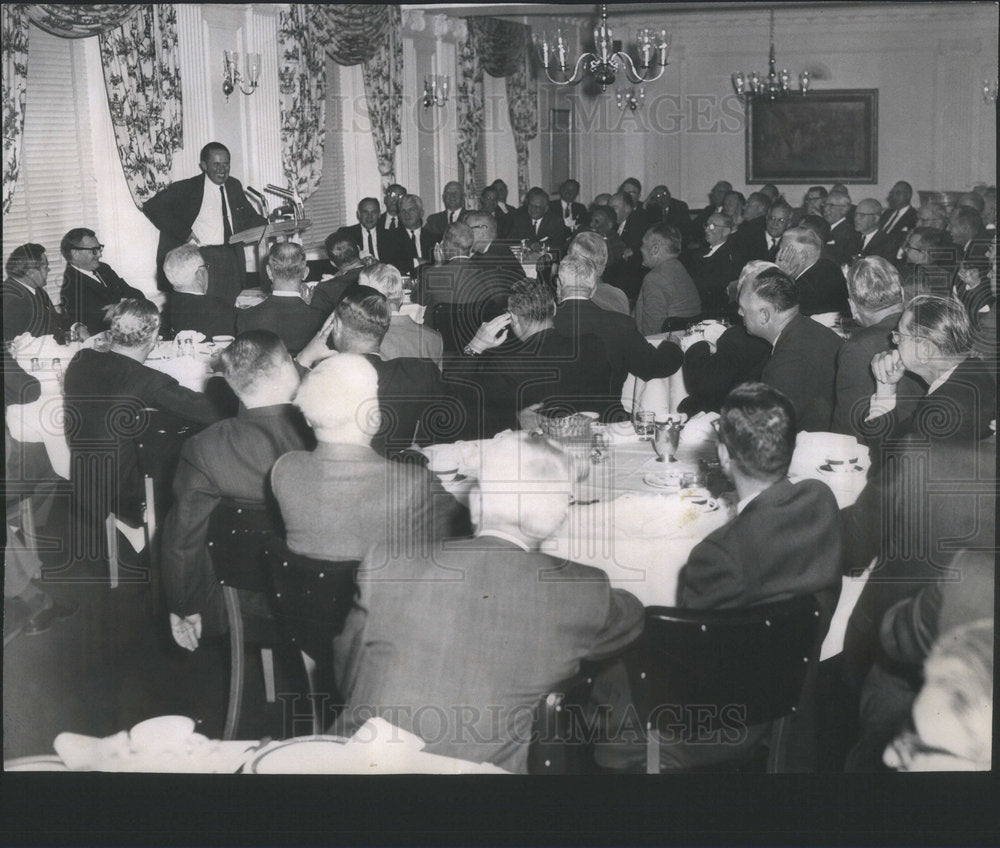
[206,503,285,741]
[630,594,824,773]
[261,537,360,735]
[527,664,598,775]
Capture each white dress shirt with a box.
[191,174,234,246]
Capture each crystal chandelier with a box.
[616,87,644,112]
[731,10,808,101]
[535,4,671,90]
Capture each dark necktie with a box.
[93,269,106,287]
[388,216,397,230]
[410,230,418,256]
[221,185,232,242]
[367,229,375,257]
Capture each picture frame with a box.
[746,89,878,183]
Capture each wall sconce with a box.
[423,75,449,108]
[616,87,644,112]
[984,79,998,106]
[223,50,260,101]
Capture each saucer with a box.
[818,463,864,474]
[643,471,684,490]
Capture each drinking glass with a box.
[633,410,655,440]
[653,418,682,461]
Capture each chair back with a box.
[429,302,483,353]
[527,665,597,775]
[206,503,279,593]
[637,594,822,730]
[261,536,359,665]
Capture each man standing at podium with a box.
[143,141,266,303]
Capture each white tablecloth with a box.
[620,332,687,420]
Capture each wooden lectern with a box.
[230,218,311,273]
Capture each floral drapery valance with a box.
[361,6,403,189]
[457,18,538,204]
[26,4,141,38]
[98,4,183,208]
[313,4,396,67]
[2,3,30,215]
[278,4,327,201]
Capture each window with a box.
[302,55,347,253]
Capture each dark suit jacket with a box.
[166,291,237,339]
[3,279,73,340]
[502,209,570,254]
[683,241,740,315]
[451,328,613,437]
[549,199,589,231]
[160,403,315,625]
[235,294,324,355]
[333,535,645,773]
[761,313,843,432]
[60,263,144,335]
[336,223,397,264]
[425,209,465,237]
[553,298,683,397]
[618,210,654,252]
[309,268,362,318]
[63,348,222,526]
[472,241,524,276]
[679,325,773,415]
[878,205,917,240]
[856,228,901,263]
[677,478,842,612]
[830,311,922,442]
[142,174,265,290]
[653,199,691,228]
[377,211,403,235]
[825,219,861,267]
[364,353,469,452]
[731,217,771,263]
[795,259,850,316]
[386,226,441,273]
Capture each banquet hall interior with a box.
[2,1,996,775]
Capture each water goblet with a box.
[633,410,656,441]
[652,417,682,462]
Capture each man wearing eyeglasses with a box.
[378,183,407,233]
[852,199,898,263]
[59,228,144,335]
[821,189,860,267]
[684,213,739,318]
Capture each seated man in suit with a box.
[331,432,645,773]
[236,242,323,355]
[730,192,769,263]
[645,185,690,229]
[899,227,956,299]
[386,194,439,273]
[490,178,514,216]
[738,266,843,432]
[466,211,522,276]
[947,207,991,294]
[553,254,682,404]
[454,277,612,436]
[309,233,366,318]
[722,191,745,229]
[608,191,647,254]
[791,185,828,228]
[776,227,850,317]
[565,231,629,315]
[163,244,237,339]
[502,187,570,254]
[634,224,702,335]
[295,285,467,452]
[831,257,921,440]
[64,298,222,564]
[678,262,775,416]
[425,181,466,237]
[915,202,949,232]
[585,205,628,273]
[479,186,508,232]
[59,228,144,335]
[272,352,467,559]
[684,212,740,317]
[822,190,861,267]
[161,330,314,651]
[338,197,393,264]
[550,179,588,233]
[143,141,265,298]
[377,183,406,234]
[3,243,81,343]
[878,181,917,245]
[853,199,899,263]
[360,262,443,370]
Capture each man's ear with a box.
[717,439,731,473]
[758,306,770,326]
[198,160,207,175]
[265,264,274,283]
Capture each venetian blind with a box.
[2,28,99,300]
[302,56,346,252]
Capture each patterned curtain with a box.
[313,4,394,66]
[455,32,485,208]
[458,18,538,204]
[26,4,140,38]
[2,3,30,215]
[361,6,403,190]
[98,4,183,208]
[278,4,326,201]
[505,28,538,203]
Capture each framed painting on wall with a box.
[746,89,878,183]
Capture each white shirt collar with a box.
[736,490,763,515]
[927,363,960,395]
[271,290,303,299]
[476,529,531,551]
[705,243,724,257]
[70,264,101,281]
[796,260,817,279]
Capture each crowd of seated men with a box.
[3,170,994,773]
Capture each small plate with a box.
[643,471,684,490]
[3,755,69,771]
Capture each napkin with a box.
[676,411,719,461]
[174,330,206,344]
